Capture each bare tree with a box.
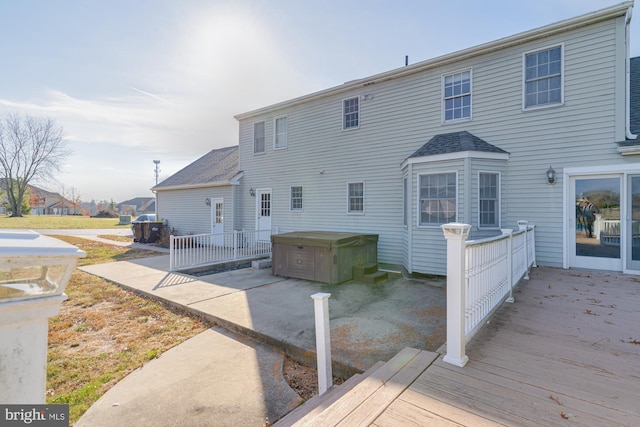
[0,113,68,217]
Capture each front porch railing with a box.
[441,221,536,367]
[169,228,277,272]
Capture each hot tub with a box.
[271,231,378,284]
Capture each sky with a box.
[1,0,638,203]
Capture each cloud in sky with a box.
[0,0,636,201]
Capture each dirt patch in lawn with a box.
[283,357,344,401]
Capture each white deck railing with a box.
[169,228,277,272]
[441,221,536,367]
[593,217,640,247]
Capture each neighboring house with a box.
[28,185,77,215]
[0,180,78,215]
[231,2,640,276]
[152,146,241,235]
[117,197,156,216]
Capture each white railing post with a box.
[529,224,537,268]
[311,292,332,395]
[233,230,238,260]
[441,223,472,368]
[517,221,529,279]
[169,235,175,272]
[501,229,514,303]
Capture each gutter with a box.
[151,180,237,192]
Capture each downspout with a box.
[626,6,637,140]
[407,163,413,274]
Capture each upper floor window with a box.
[290,186,303,211]
[253,121,265,154]
[347,182,364,214]
[274,116,287,149]
[524,45,562,109]
[443,69,471,122]
[343,97,359,130]
[479,172,499,228]
[419,173,457,226]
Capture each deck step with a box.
[352,264,389,284]
[358,263,379,275]
[288,347,438,427]
[275,361,385,427]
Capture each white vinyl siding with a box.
[443,69,471,122]
[290,186,303,211]
[347,182,364,214]
[523,45,563,109]
[253,121,265,154]
[479,172,500,228]
[343,97,359,130]
[236,15,624,274]
[274,116,287,149]
[156,186,234,236]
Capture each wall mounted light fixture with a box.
[546,166,556,184]
[249,188,255,197]
[205,197,211,206]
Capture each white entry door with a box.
[256,189,272,242]
[211,198,224,246]
[569,175,622,271]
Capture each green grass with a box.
[0,215,128,229]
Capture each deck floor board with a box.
[373,267,640,427]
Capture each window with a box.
[524,45,562,108]
[403,176,408,226]
[215,202,223,224]
[343,97,359,130]
[443,70,471,121]
[290,186,303,211]
[253,121,265,154]
[419,173,457,225]
[348,182,364,214]
[274,116,287,149]
[479,172,499,228]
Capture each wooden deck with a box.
[277,267,640,426]
[374,267,640,426]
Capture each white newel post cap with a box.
[441,223,472,239]
[311,292,331,301]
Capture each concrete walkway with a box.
[76,326,301,427]
[76,254,446,425]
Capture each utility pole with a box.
[153,160,161,185]
[153,160,161,217]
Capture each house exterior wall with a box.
[235,9,632,275]
[156,186,235,236]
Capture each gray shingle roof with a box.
[408,131,508,159]
[153,146,238,189]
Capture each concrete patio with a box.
[79,255,447,376]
